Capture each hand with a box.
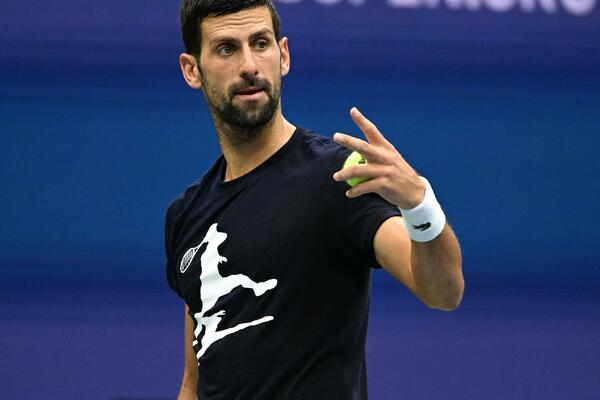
[332,107,426,209]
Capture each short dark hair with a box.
[180,0,282,56]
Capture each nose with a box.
[239,45,259,79]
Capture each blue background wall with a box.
[1,1,599,399]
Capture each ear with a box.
[179,53,203,89]
[278,37,291,77]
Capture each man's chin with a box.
[220,108,271,129]
[230,104,275,124]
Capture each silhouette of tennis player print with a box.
[187,223,278,359]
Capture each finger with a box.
[332,132,391,164]
[345,177,384,198]
[350,107,387,145]
[332,163,390,182]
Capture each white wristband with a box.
[399,177,446,242]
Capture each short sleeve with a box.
[164,200,183,298]
[328,147,402,268]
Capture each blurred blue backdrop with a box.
[1,0,599,399]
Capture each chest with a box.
[172,171,336,311]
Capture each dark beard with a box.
[202,74,281,147]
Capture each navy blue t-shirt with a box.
[165,126,401,400]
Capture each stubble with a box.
[200,69,282,148]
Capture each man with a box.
[165,1,464,399]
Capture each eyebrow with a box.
[249,29,273,42]
[212,28,274,45]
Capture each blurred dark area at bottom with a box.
[1,272,598,400]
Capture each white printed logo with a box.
[187,223,278,359]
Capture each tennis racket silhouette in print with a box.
[180,241,206,273]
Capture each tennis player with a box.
[165,1,464,399]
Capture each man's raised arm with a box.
[333,107,464,310]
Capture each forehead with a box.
[201,6,274,43]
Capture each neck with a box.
[215,111,296,182]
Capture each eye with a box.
[255,39,269,50]
[217,44,234,56]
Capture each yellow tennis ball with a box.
[343,151,369,187]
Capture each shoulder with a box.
[295,127,352,171]
[164,156,223,226]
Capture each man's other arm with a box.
[178,304,199,400]
[374,216,464,311]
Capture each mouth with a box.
[235,87,265,100]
